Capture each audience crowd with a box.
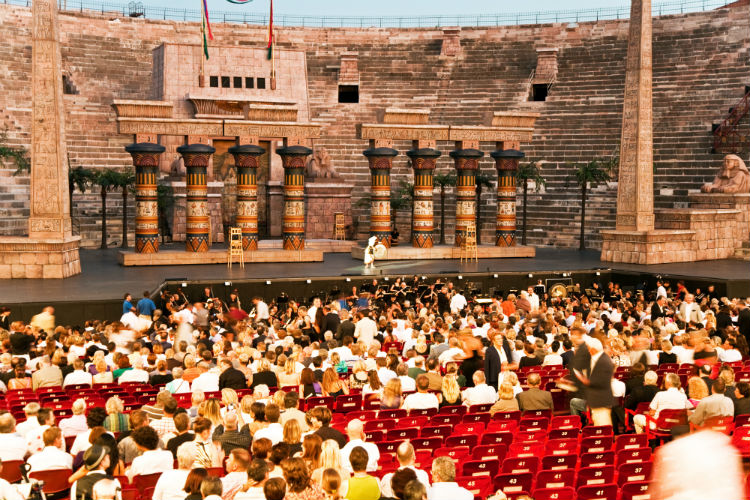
[0,276,748,500]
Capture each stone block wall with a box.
[305,183,353,240]
[0,4,747,248]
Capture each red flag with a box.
[266,0,273,59]
[202,0,214,40]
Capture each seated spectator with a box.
[70,444,122,500]
[688,376,710,407]
[428,457,473,500]
[280,392,309,432]
[184,468,209,500]
[300,434,322,472]
[216,412,252,454]
[153,437,196,500]
[263,478,287,500]
[167,412,194,458]
[222,449,251,500]
[735,382,750,417]
[103,396,130,433]
[461,371,498,407]
[282,457,325,500]
[59,399,90,438]
[440,369,462,407]
[201,476,224,500]
[380,468,417,500]
[283,420,303,457]
[658,341,678,365]
[0,414,26,462]
[235,458,268,500]
[254,404,283,444]
[165,367,192,394]
[219,358,247,391]
[26,427,72,472]
[489,382,520,415]
[64,359,93,388]
[625,370,660,411]
[403,375,440,412]
[118,355,149,384]
[16,402,41,438]
[362,370,383,398]
[379,442,430,498]
[720,338,743,363]
[634,373,692,434]
[689,378,734,427]
[321,469,342,500]
[117,410,151,464]
[152,398,178,439]
[403,478,428,500]
[425,359,443,392]
[340,420,380,473]
[310,407,347,449]
[345,446,380,500]
[126,425,174,481]
[380,378,403,410]
[189,417,223,469]
[150,360,174,386]
[518,343,542,369]
[516,373,553,411]
[71,407,107,456]
[191,362,220,393]
[26,407,56,454]
[312,440,350,495]
[251,359,278,390]
[7,364,30,391]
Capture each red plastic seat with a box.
[421,425,452,439]
[472,444,507,462]
[364,419,396,431]
[535,469,576,490]
[541,454,578,471]
[576,483,617,500]
[644,409,687,443]
[375,441,401,455]
[455,476,492,498]
[207,467,225,477]
[532,487,577,500]
[515,429,547,443]
[501,456,539,475]
[0,460,24,483]
[732,425,750,456]
[523,409,552,419]
[397,416,429,428]
[445,434,478,448]
[582,425,614,438]
[486,420,518,433]
[411,437,443,452]
[386,427,419,441]
[334,395,362,413]
[616,447,651,466]
[520,417,549,431]
[454,422,485,435]
[30,469,73,496]
[431,414,462,426]
[347,410,377,422]
[617,462,653,486]
[580,451,615,469]
[468,403,493,413]
[304,396,334,411]
[508,442,544,458]
[581,436,613,454]
[544,438,578,456]
[439,405,467,416]
[493,471,533,496]
[364,430,385,442]
[408,407,438,417]
[461,459,499,477]
[462,412,491,425]
[548,428,579,441]
[379,409,407,419]
[480,431,513,446]
[550,415,581,429]
[493,410,521,422]
[619,481,652,500]
[614,434,647,452]
[434,446,470,461]
[133,472,162,494]
[576,466,615,488]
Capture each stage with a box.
[0,245,747,324]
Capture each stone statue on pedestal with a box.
[701,154,750,194]
[305,147,339,179]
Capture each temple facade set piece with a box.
[0,0,747,276]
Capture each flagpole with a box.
[199,0,206,87]
[270,0,276,90]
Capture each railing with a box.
[1,0,732,27]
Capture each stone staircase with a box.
[734,240,750,261]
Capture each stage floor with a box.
[0,245,747,304]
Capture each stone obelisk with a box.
[0,0,81,278]
[614,0,654,232]
[29,0,75,239]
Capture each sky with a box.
[163,0,633,16]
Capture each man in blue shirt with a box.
[122,293,134,315]
[136,291,157,319]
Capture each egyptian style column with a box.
[277,146,312,250]
[407,148,441,248]
[450,149,484,247]
[228,145,265,250]
[125,143,165,253]
[363,147,399,247]
[491,149,524,247]
[177,144,215,252]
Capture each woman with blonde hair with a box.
[200,398,223,429]
[380,378,403,410]
[312,440,349,495]
[93,358,114,384]
[284,419,303,456]
[441,371,461,407]
[251,358,278,389]
[687,376,709,407]
[239,395,255,425]
[279,357,301,387]
[221,388,239,416]
[321,368,349,398]
[489,382,520,416]
[349,361,368,389]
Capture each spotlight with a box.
[493,274,498,278]
[421,276,426,280]
[181,282,187,288]
[346,278,351,282]
[266,280,272,285]
[458,275,463,280]
[528,274,533,278]
[224,281,232,286]
[306,279,312,284]
[384,277,389,281]
[596,272,601,276]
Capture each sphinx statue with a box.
[701,154,750,194]
[306,147,339,179]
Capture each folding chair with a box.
[472,444,507,462]
[421,425,452,439]
[576,466,615,488]
[644,409,687,444]
[386,427,419,441]
[480,431,513,446]
[614,434,647,452]
[532,487,577,500]
[501,456,539,475]
[379,409,407,420]
[508,442,544,459]
[535,469,576,490]
[305,396,335,411]
[435,446,470,462]
[541,454,578,471]
[411,437,443,452]
[460,459,499,477]
[619,481,651,500]
[576,483,618,500]
[617,462,653,486]
[493,472,533,495]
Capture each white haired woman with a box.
[58,398,89,437]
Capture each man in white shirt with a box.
[396,364,416,392]
[26,427,72,472]
[127,426,174,481]
[720,338,743,363]
[252,404,283,445]
[191,362,220,393]
[461,372,498,407]
[677,294,704,325]
[438,338,465,367]
[165,368,192,394]
[339,419,380,473]
[656,281,668,300]
[380,442,430,497]
[222,449,250,500]
[119,356,150,384]
[0,414,28,462]
[152,442,195,500]
[403,375,440,412]
[428,456,473,500]
[633,373,692,434]
[449,291,467,315]
[15,403,40,438]
[527,287,540,312]
[63,359,93,388]
[354,311,378,348]
[26,408,56,455]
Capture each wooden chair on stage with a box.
[460,221,478,263]
[227,227,244,268]
[334,212,346,240]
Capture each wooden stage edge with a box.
[351,244,536,260]
[119,248,325,266]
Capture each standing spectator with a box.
[573,337,614,426]
[137,291,157,320]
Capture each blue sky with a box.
[173,0,632,16]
